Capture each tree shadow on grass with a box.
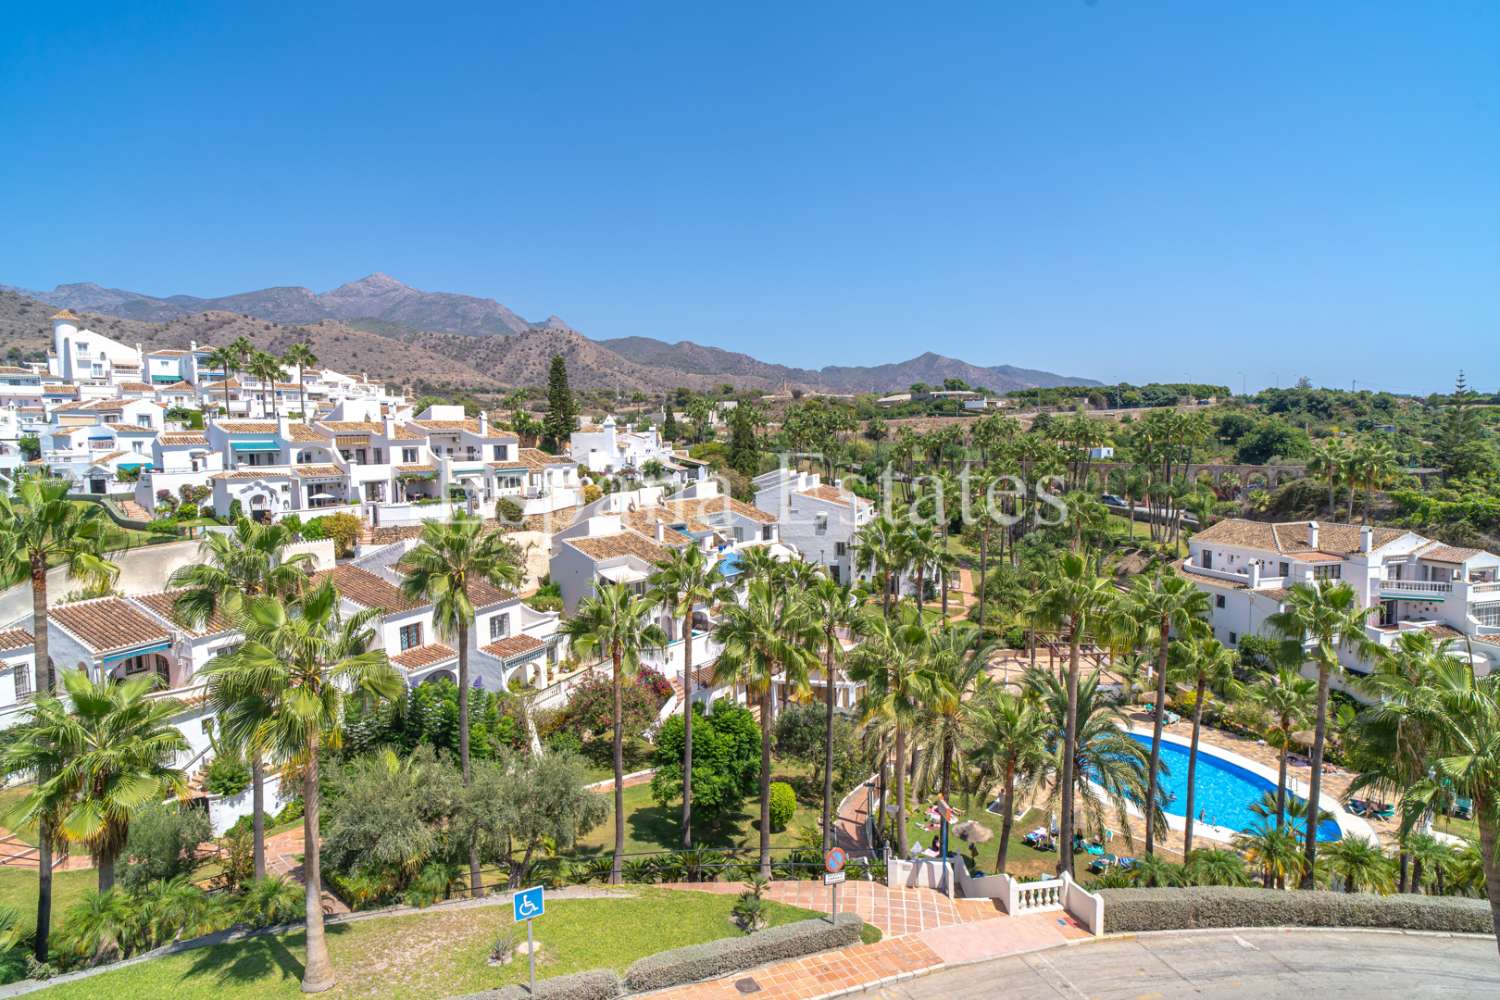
[180,924,350,988]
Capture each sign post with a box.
[513,885,545,994]
[823,846,847,923]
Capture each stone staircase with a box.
[118,498,151,521]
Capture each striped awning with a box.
[102,640,171,665]
[335,435,370,447]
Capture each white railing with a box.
[1382,578,1453,594]
[1011,876,1067,914]
[1179,560,1248,585]
[1469,581,1500,595]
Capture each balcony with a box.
[1380,578,1453,597]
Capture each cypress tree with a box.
[728,405,759,477]
[543,355,576,451]
[662,403,679,442]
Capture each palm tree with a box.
[6,672,189,892]
[712,578,815,877]
[1167,634,1241,854]
[0,476,118,960]
[920,623,993,803]
[966,686,1049,873]
[249,351,286,419]
[283,343,318,421]
[1234,823,1303,889]
[802,574,864,852]
[1305,440,1344,518]
[170,517,314,880]
[1117,572,1210,859]
[1267,581,1378,887]
[1183,848,1251,887]
[1350,437,1399,524]
[854,515,904,618]
[902,521,942,616]
[847,605,932,858]
[1405,832,1457,896]
[398,513,522,894]
[1037,552,1117,876]
[205,345,239,415]
[648,545,734,848]
[562,583,667,884]
[1323,835,1394,894]
[204,582,402,993]
[1249,663,1316,831]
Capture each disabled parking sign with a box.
[513,885,545,922]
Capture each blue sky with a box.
[2,2,1496,393]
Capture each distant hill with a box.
[3,274,1100,394]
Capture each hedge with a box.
[1099,887,1496,935]
[450,969,621,1000]
[623,913,864,992]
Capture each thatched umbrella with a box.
[953,820,993,845]
[1291,729,1317,748]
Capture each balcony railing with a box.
[1381,579,1454,595]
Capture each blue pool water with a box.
[1129,733,1343,842]
[718,551,743,577]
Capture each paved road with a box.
[864,929,1499,999]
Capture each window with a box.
[1215,594,1226,609]
[373,448,385,464]
[814,512,828,535]
[1312,564,1342,581]
[402,447,418,464]
[1201,550,1213,570]
[835,542,848,557]
[1228,631,1238,645]
[399,623,423,650]
[12,664,30,700]
[493,444,508,461]
[1278,561,1289,577]
[490,614,510,640]
[1475,604,1500,628]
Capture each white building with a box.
[46,311,144,385]
[569,415,672,476]
[1181,518,1500,692]
[753,469,873,585]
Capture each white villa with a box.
[1181,518,1500,690]
[752,468,873,585]
[569,415,672,476]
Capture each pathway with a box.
[262,825,349,915]
[0,829,93,872]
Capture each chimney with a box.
[384,415,396,439]
[1307,521,1319,549]
[1360,524,1373,553]
[277,414,290,439]
[1248,561,1261,588]
[190,340,198,353]
[479,410,489,435]
[655,521,665,543]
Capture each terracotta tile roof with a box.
[1190,519,1405,557]
[797,484,869,506]
[481,634,545,660]
[623,509,694,546]
[517,448,572,471]
[156,380,195,391]
[566,531,671,564]
[1420,544,1485,563]
[292,464,345,479]
[51,309,80,320]
[389,424,427,440]
[391,642,457,670]
[216,420,278,433]
[118,382,155,392]
[0,629,34,652]
[201,378,244,390]
[311,565,427,615]
[148,348,189,356]
[50,597,170,654]
[133,591,235,638]
[661,494,776,526]
[110,424,156,434]
[1172,560,1246,590]
[318,421,386,434]
[395,464,437,474]
[1422,624,1465,641]
[287,423,327,442]
[212,469,293,480]
[159,432,208,446]
[413,419,479,432]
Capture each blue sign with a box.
[513,885,544,922]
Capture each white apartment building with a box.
[753,469,873,585]
[569,415,672,476]
[46,311,143,385]
[1181,518,1500,690]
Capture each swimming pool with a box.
[1128,732,1343,842]
[718,550,743,577]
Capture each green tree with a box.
[1323,835,1394,894]
[561,583,667,883]
[0,477,118,960]
[661,404,679,443]
[283,342,318,420]
[542,354,577,452]
[205,345,239,414]
[204,582,403,993]
[727,404,760,477]
[649,544,734,847]
[1249,663,1316,831]
[652,703,760,828]
[470,749,608,888]
[1234,823,1303,889]
[802,575,865,851]
[1434,372,1495,480]
[1167,635,1241,854]
[965,686,1049,873]
[1267,581,1379,887]
[398,514,523,894]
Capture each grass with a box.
[0,786,38,848]
[578,763,815,856]
[0,867,95,937]
[902,805,1059,879]
[32,888,823,1000]
[1433,813,1479,842]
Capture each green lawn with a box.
[579,762,817,856]
[33,888,823,1000]
[0,786,38,848]
[902,805,1059,878]
[0,866,95,936]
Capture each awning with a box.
[102,640,171,664]
[117,462,150,472]
[598,564,649,585]
[231,440,280,453]
[308,489,338,500]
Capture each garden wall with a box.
[1099,887,1495,935]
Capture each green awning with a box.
[231,440,280,453]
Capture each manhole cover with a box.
[734,978,762,993]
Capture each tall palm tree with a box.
[1037,552,1116,876]
[1267,580,1379,887]
[1350,437,1399,524]
[801,574,864,852]
[1167,635,1241,854]
[562,583,667,884]
[1305,440,1344,518]
[854,515,905,618]
[205,345,239,415]
[401,515,523,892]
[205,582,402,993]
[0,476,118,960]
[283,343,318,421]
[847,605,932,858]
[648,545,734,848]
[902,521,942,617]
[170,517,313,880]
[1249,663,1316,831]
[966,685,1049,873]
[6,671,188,892]
[250,351,286,419]
[1117,572,1210,859]
[919,623,993,803]
[1323,835,1394,894]
[712,578,815,877]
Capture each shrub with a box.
[452,969,622,1000]
[311,511,363,557]
[494,496,525,524]
[1098,886,1495,935]
[651,704,759,825]
[768,782,796,832]
[623,914,863,992]
[203,754,251,797]
[176,501,200,520]
[114,802,212,892]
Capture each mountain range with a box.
[0,274,1099,395]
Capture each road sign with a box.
[823,870,846,886]
[513,885,545,923]
[824,846,847,874]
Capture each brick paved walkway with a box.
[660,880,1001,938]
[263,825,349,915]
